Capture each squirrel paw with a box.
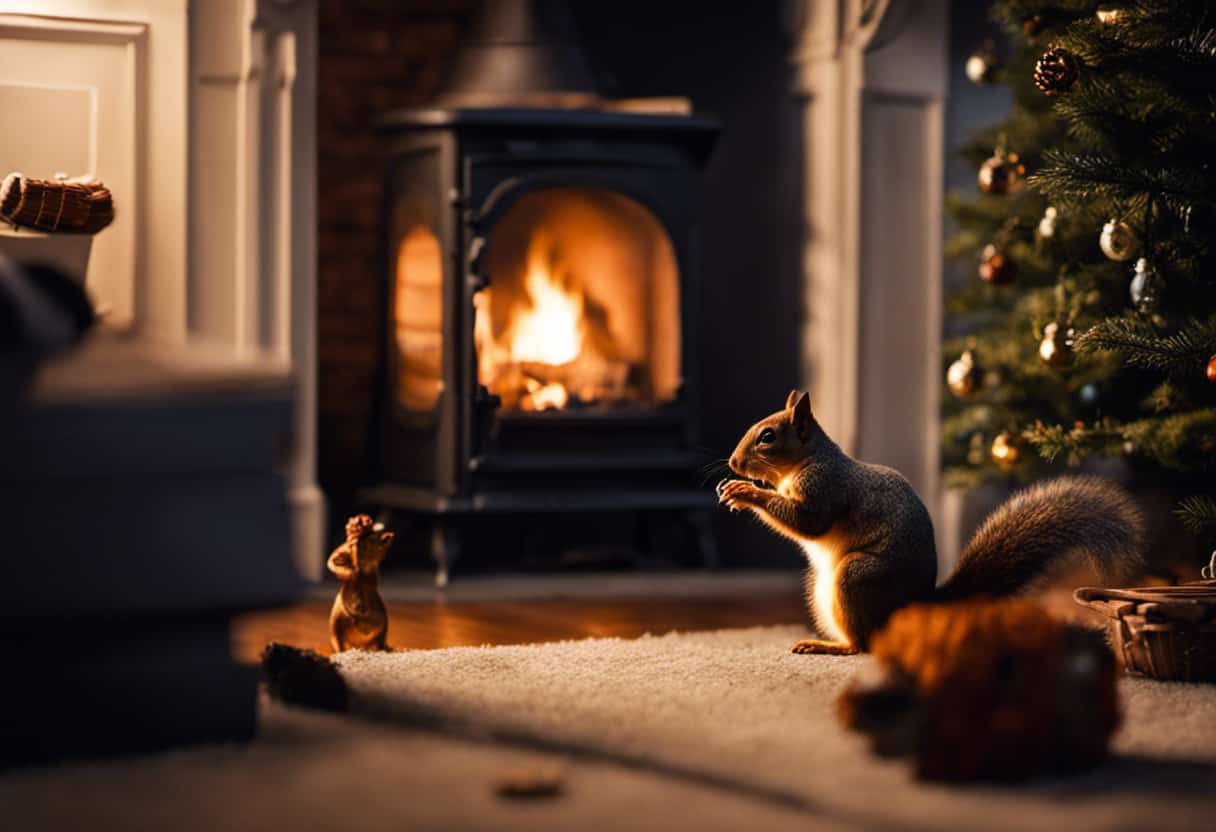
[790,639,859,656]
[717,478,763,512]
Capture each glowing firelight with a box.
[472,230,591,410]
[471,188,681,412]
[510,237,584,366]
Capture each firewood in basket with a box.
[0,173,114,234]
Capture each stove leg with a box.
[430,521,460,588]
[687,510,719,570]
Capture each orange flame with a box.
[510,234,583,366]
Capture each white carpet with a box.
[3,625,1214,831]
[334,625,1216,831]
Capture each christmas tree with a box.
[943,0,1216,543]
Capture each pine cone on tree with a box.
[1034,47,1080,96]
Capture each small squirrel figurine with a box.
[328,514,394,652]
[718,390,1144,655]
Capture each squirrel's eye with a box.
[757,428,776,446]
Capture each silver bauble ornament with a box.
[1129,257,1162,312]
[1099,219,1137,261]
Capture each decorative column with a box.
[788,0,950,563]
[190,0,324,578]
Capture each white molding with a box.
[0,0,190,344]
[188,0,323,579]
[0,12,146,329]
[0,13,146,42]
[788,0,947,554]
[788,0,889,455]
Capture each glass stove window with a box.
[473,187,680,412]
[394,225,444,413]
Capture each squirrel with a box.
[327,514,395,652]
[718,390,1144,655]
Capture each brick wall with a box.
[317,0,474,523]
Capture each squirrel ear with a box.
[790,392,814,441]
[786,389,800,411]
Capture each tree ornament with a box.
[1079,382,1100,405]
[1096,5,1123,25]
[991,432,1022,468]
[1099,219,1137,261]
[1037,206,1058,239]
[1034,48,1080,96]
[979,243,1015,285]
[1129,257,1163,312]
[1207,354,1216,383]
[965,44,1000,85]
[967,433,987,466]
[977,150,1025,195]
[1038,321,1075,368]
[947,349,982,397]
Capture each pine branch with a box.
[1174,495,1216,533]
[1024,419,1123,463]
[1122,409,1216,470]
[1076,316,1216,373]
[1029,150,1216,222]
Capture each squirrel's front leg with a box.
[718,480,826,543]
[327,545,355,580]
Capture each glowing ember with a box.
[522,378,569,411]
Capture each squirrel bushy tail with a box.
[935,477,1145,603]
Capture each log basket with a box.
[1075,565,1216,683]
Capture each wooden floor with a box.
[233,593,807,664]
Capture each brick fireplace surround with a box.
[317,0,474,524]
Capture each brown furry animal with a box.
[328,515,394,652]
[838,599,1119,781]
[720,390,1144,654]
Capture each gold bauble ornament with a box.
[979,243,1015,285]
[1099,219,1137,261]
[991,432,1022,468]
[1038,321,1076,368]
[977,151,1025,195]
[947,350,982,397]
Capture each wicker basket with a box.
[1075,583,1216,683]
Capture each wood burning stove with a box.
[360,1,720,584]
